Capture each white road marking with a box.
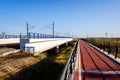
[78,42,81,80]
[80,70,120,75]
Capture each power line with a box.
[42,22,55,38]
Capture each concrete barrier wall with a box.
[0,38,58,45]
[0,39,19,45]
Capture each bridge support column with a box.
[56,46,59,53]
[66,42,68,46]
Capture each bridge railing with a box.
[60,41,78,80]
[27,32,71,39]
[0,34,20,39]
[0,32,72,39]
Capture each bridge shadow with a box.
[4,52,34,59]
[5,57,64,80]
[0,44,20,49]
[5,42,75,80]
[5,48,65,80]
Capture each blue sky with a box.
[0,0,120,37]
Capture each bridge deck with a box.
[0,39,19,45]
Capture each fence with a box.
[85,38,120,59]
[0,32,72,39]
[60,41,78,80]
[0,34,20,39]
[27,32,71,39]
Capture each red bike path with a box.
[73,40,120,80]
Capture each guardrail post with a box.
[33,33,36,39]
[20,33,21,39]
[64,70,67,80]
[108,42,110,55]
[28,33,31,38]
[115,43,118,59]
[104,41,106,51]
[37,34,39,39]
[60,41,78,80]
[40,34,42,38]
[70,60,73,74]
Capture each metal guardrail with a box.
[27,32,72,39]
[0,34,20,39]
[60,41,78,80]
[0,32,72,39]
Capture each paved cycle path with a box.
[73,40,120,80]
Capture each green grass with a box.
[54,46,73,64]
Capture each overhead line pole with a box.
[53,22,54,38]
[26,23,35,38]
[26,23,29,38]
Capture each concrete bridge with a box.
[0,38,19,46]
[0,38,73,56]
[0,32,73,55]
[20,38,73,55]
